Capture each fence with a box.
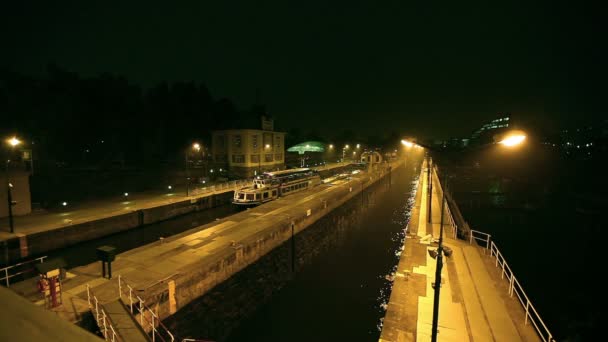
[1,256,47,287]
[469,230,555,342]
[86,284,120,341]
[118,275,175,342]
[189,179,251,197]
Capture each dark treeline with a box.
[0,64,257,167]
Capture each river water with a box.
[222,155,424,342]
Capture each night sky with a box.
[1,1,605,138]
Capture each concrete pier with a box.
[8,161,398,340]
[379,160,541,342]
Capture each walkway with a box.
[380,160,539,342]
[0,163,348,242]
[102,299,149,342]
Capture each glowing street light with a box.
[329,144,334,149]
[499,134,526,147]
[7,137,21,147]
[192,143,201,151]
[401,139,414,147]
[356,143,360,149]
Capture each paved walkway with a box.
[0,163,348,242]
[380,160,540,342]
[102,299,149,342]
[7,166,381,336]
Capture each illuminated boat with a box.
[232,168,321,206]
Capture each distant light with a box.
[124,192,129,197]
[499,135,526,147]
[329,144,334,149]
[101,140,104,143]
[202,180,206,184]
[356,144,360,149]
[7,137,21,147]
[168,185,172,190]
[193,143,201,151]
[85,149,90,153]
[345,144,350,149]
[62,202,68,206]
[210,169,214,173]
[401,140,413,147]
[306,144,310,148]
[219,168,223,172]
[265,144,270,148]
[353,151,356,155]
[8,182,13,188]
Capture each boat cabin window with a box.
[246,194,254,201]
[264,192,269,199]
[238,193,245,199]
[272,190,277,196]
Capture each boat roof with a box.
[264,168,312,177]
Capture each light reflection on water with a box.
[376,175,420,332]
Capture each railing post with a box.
[139,299,144,325]
[501,260,505,279]
[469,232,473,244]
[95,297,100,325]
[86,284,91,307]
[509,275,515,297]
[5,268,9,287]
[524,301,530,325]
[103,310,108,340]
[129,286,133,313]
[151,310,155,342]
[118,275,122,299]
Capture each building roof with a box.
[286,141,326,154]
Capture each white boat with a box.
[232,168,321,206]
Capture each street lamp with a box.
[419,130,526,342]
[187,143,202,196]
[5,136,21,234]
[342,144,350,161]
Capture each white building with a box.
[212,116,286,178]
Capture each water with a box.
[450,153,603,341]
[41,204,239,269]
[223,156,423,342]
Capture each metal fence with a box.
[1,256,47,287]
[469,230,555,342]
[118,275,175,342]
[86,284,120,341]
[189,179,252,197]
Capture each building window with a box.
[275,136,281,148]
[232,154,245,163]
[233,135,242,147]
[250,154,259,163]
[275,153,283,161]
[215,154,227,162]
[252,135,258,149]
[216,135,225,148]
[265,154,273,162]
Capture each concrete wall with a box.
[0,191,234,265]
[134,162,400,330]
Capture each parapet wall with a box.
[136,163,399,325]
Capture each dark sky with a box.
[1,1,605,138]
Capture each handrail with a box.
[470,233,555,342]
[1,256,47,287]
[118,275,175,342]
[189,179,252,196]
[86,284,120,341]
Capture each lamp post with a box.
[342,144,350,162]
[5,137,21,234]
[402,132,526,341]
[186,143,201,196]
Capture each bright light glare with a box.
[401,139,413,147]
[193,143,201,151]
[329,144,334,149]
[499,135,526,147]
[7,137,21,147]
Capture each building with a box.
[470,113,511,145]
[1,167,32,219]
[211,116,286,178]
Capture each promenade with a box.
[7,162,393,341]
[0,162,348,252]
[380,160,540,342]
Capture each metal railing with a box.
[86,284,120,341]
[1,256,47,287]
[189,179,251,197]
[118,275,175,342]
[469,231,555,342]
